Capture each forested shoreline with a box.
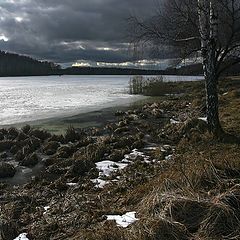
[1,50,240,77]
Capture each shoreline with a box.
[0,96,148,134]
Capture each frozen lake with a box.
[0,75,203,125]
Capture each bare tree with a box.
[129,0,240,137]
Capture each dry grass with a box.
[19,77,240,240]
[71,83,240,239]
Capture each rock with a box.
[0,163,16,178]
[43,141,60,155]
[21,153,39,167]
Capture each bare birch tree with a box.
[129,0,240,137]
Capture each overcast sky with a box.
[0,0,171,68]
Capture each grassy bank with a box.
[1,77,240,239]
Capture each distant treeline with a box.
[0,51,60,76]
[61,66,167,75]
[0,50,240,77]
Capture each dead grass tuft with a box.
[197,203,240,239]
[126,218,190,240]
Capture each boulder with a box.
[0,163,16,178]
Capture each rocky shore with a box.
[1,79,240,240]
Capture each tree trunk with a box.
[198,0,223,137]
[205,66,223,136]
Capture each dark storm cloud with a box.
[0,0,160,66]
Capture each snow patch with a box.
[144,146,157,150]
[66,183,77,186]
[198,117,207,122]
[92,160,128,188]
[13,233,29,240]
[170,118,181,124]
[165,155,173,160]
[106,211,139,228]
[124,149,150,163]
[96,160,128,177]
[92,148,153,188]
[91,179,109,188]
[43,206,50,214]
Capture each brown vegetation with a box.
[1,78,240,239]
